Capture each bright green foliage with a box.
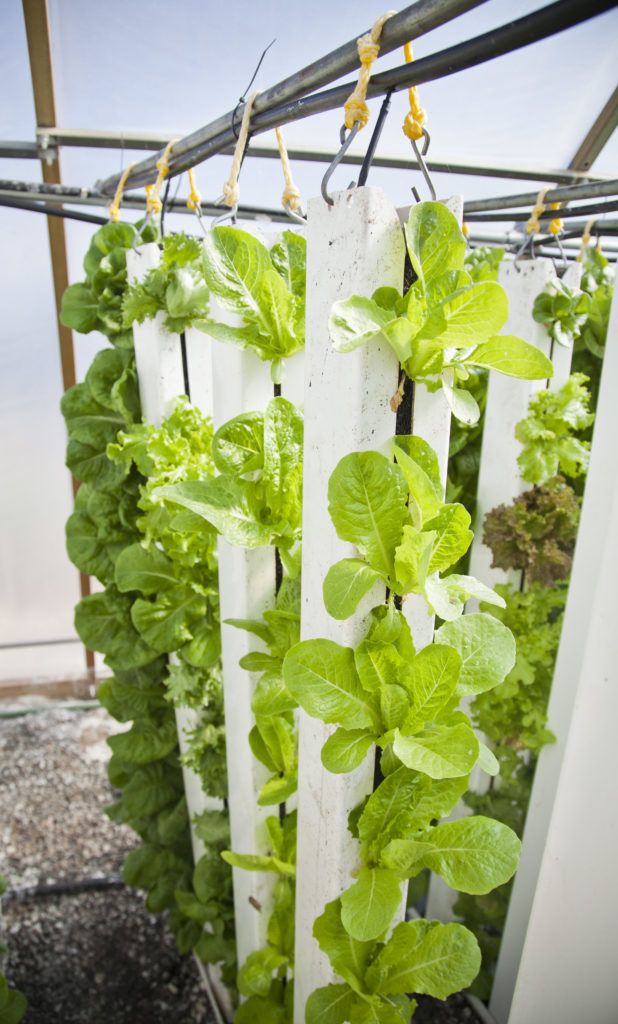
[61,222,233,981]
[516,373,595,485]
[464,246,504,283]
[122,232,210,333]
[483,476,581,586]
[60,218,159,346]
[322,443,503,622]
[572,245,614,411]
[154,397,303,575]
[532,278,590,347]
[227,576,300,806]
[200,227,306,382]
[329,202,553,424]
[283,440,520,1014]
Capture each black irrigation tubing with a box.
[98,0,617,196]
[97,0,489,196]
[0,195,108,225]
[2,875,125,902]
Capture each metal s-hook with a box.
[132,209,154,251]
[321,121,362,206]
[210,194,238,229]
[410,127,437,202]
[284,200,307,226]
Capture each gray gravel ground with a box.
[0,701,217,1023]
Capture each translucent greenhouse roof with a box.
[1,0,617,684]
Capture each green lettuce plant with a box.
[199,228,306,384]
[122,232,210,333]
[282,441,521,1020]
[328,202,552,425]
[154,396,303,578]
[515,373,594,485]
[532,278,590,347]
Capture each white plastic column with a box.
[126,248,221,868]
[490,282,618,1024]
[294,187,406,1020]
[468,259,579,592]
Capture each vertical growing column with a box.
[468,259,579,592]
[294,186,406,1018]
[491,276,618,1024]
[206,306,281,970]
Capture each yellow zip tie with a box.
[402,41,427,141]
[577,217,597,262]
[145,138,179,215]
[526,186,550,235]
[275,127,301,211]
[187,167,202,211]
[109,162,136,222]
[222,91,261,208]
[344,11,396,131]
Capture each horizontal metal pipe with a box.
[466,199,618,222]
[464,177,618,213]
[19,131,606,185]
[97,0,618,196]
[0,192,292,225]
[98,0,487,196]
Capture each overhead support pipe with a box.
[98,0,617,197]
[463,177,618,214]
[466,199,618,222]
[97,0,489,196]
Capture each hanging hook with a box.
[513,231,535,270]
[283,200,307,226]
[409,127,436,202]
[132,209,154,251]
[211,195,238,229]
[321,121,362,206]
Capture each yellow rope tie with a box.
[275,127,301,211]
[577,217,597,262]
[109,162,136,222]
[186,167,202,211]
[344,10,396,131]
[402,41,427,141]
[548,201,562,236]
[462,221,469,237]
[526,186,550,235]
[145,138,179,215]
[222,90,261,208]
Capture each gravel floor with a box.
[0,701,216,1023]
[0,700,484,1024]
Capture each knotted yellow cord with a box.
[275,127,302,211]
[109,162,136,222]
[186,167,202,211]
[526,187,551,235]
[344,11,396,131]
[145,138,179,214]
[402,41,427,141]
[222,91,261,208]
[548,201,562,236]
[462,221,469,237]
[577,217,597,262]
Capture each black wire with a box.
[357,89,394,188]
[231,37,277,139]
[160,178,172,237]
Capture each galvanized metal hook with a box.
[284,200,307,226]
[132,209,154,251]
[410,127,437,202]
[321,121,362,206]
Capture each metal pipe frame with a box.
[464,177,618,214]
[97,0,617,197]
[2,133,609,188]
[466,199,618,222]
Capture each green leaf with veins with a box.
[467,335,554,378]
[340,866,403,941]
[321,729,376,773]
[365,919,481,998]
[404,202,466,289]
[435,612,516,697]
[328,452,410,577]
[212,411,264,475]
[283,639,378,731]
[413,816,521,893]
[393,722,479,779]
[323,559,386,620]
